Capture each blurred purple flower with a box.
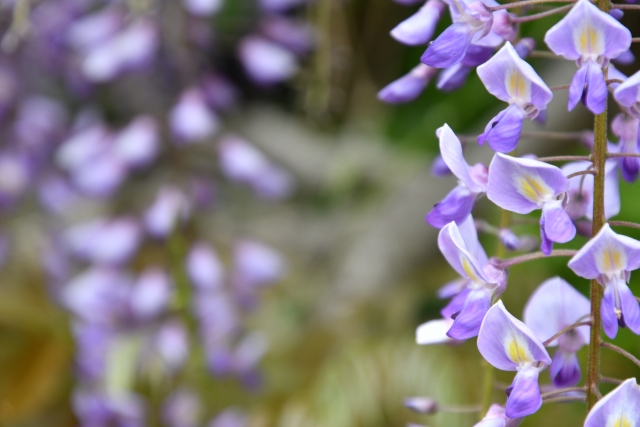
[238,36,298,86]
[186,242,225,290]
[163,389,202,427]
[112,116,160,169]
[155,319,190,373]
[170,89,219,144]
[144,186,191,239]
[64,217,142,265]
[130,267,173,321]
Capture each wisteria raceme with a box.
[382,0,640,422]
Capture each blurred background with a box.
[0,0,639,426]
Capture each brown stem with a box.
[542,321,592,346]
[540,387,586,399]
[550,84,572,91]
[542,396,586,404]
[607,79,625,85]
[510,3,574,21]
[633,37,640,43]
[488,0,575,11]
[600,341,640,369]
[611,3,640,9]
[491,249,578,268]
[530,50,562,59]
[567,170,597,179]
[537,155,591,162]
[607,152,640,158]
[608,220,640,230]
[600,376,623,385]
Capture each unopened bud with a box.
[499,229,520,251]
[404,397,438,414]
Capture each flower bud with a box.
[404,397,438,414]
[499,228,520,251]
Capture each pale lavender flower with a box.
[38,173,80,215]
[404,397,438,414]
[544,0,631,114]
[70,150,128,198]
[477,301,551,418]
[73,322,111,381]
[13,96,67,149]
[568,224,640,338]
[421,0,505,68]
[474,404,522,427]
[130,267,173,321]
[390,0,447,45]
[170,89,219,144]
[438,220,506,339]
[614,69,640,118]
[112,116,159,169]
[260,17,315,54]
[378,64,438,103]
[56,125,111,171]
[436,44,493,92]
[162,389,202,427]
[476,43,552,152]
[524,277,590,387]
[183,0,223,16]
[208,409,248,427]
[233,240,285,288]
[144,186,191,239]
[73,390,145,427]
[561,160,619,220]
[155,319,189,373]
[186,243,225,290]
[0,152,31,206]
[611,113,640,182]
[233,331,268,375]
[238,36,298,86]
[416,318,457,345]
[426,124,488,227]
[200,74,239,112]
[487,153,574,254]
[64,217,142,265]
[66,7,123,51]
[584,378,640,427]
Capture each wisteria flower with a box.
[437,44,494,92]
[378,64,438,104]
[476,42,553,153]
[524,277,590,387]
[416,318,457,345]
[487,153,574,254]
[438,220,507,339]
[584,378,640,427]
[421,0,504,68]
[614,69,640,118]
[426,124,488,228]
[561,160,619,220]
[390,0,447,45]
[544,0,631,114]
[477,301,551,418]
[568,224,640,338]
[474,404,522,427]
[611,113,640,182]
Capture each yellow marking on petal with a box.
[607,414,632,427]
[517,174,553,203]
[506,69,530,102]
[597,246,627,275]
[461,257,481,283]
[574,24,604,57]
[507,337,532,364]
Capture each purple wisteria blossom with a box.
[437,44,494,92]
[426,124,488,227]
[487,153,574,254]
[611,113,640,182]
[416,318,457,345]
[476,42,553,153]
[391,0,447,45]
[438,219,507,339]
[544,0,631,114]
[561,160,619,220]
[421,0,506,68]
[614,69,640,118]
[377,64,438,103]
[584,378,640,427]
[477,301,551,418]
[473,404,522,427]
[568,224,640,338]
[524,277,590,387]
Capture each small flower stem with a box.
[610,3,640,9]
[488,0,575,11]
[606,79,625,85]
[567,170,597,179]
[541,387,586,399]
[537,155,592,162]
[633,38,640,43]
[607,152,640,158]
[542,395,586,404]
[530,50,562,59]
[542,321,592,346]
[608,220,640,230]
[600,376,623,385]
[510,3,574,22]
[491,249,578,269]
[550,84,572,91]
[600,341,640,369]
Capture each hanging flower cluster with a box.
[383,0,640,423]
[0,0,310,424]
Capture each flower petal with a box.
[584,378,640,427]
[614,69,640,110]
[585,61,607,115]
[568,62,589,111]
[391,0,447,45]
[505,367,542,418]
[550,350,581,387]
[541,200,576,244]
[416,318,457,345]
[426,185,476,228]
[421,22,472,68]
[378,64,437,104]
[438,221,492,282]
[439,124,486,193]
[602,282,620,339]
[487,153,568,214]
[446,288,492,340]
[477,104,525,153]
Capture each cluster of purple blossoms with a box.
[383,0,640,424]
[0,0,308,424]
